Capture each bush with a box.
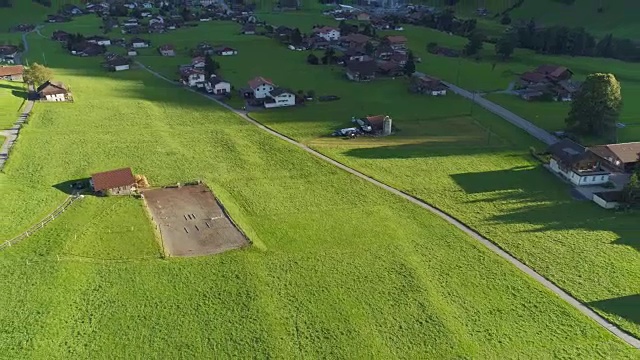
[500,14,511,25]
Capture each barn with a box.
[90,168,136,195]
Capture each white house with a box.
[248,76,274,99]
[37,81,71,102]
[313,26,340,41]
[124,18,139,27]
[127,50,138,56]
[142,2,153,8]
[191,56,205,68]
[87,36,111,46]
[124,3,137,9]
[112,64,130,71]
[547,139,611,186]
[264,88,296,108]
[182,69,206,87]
[216,47,237,56]
[206,76,231,95]
[149,16,164,25]
[131,38,150,48]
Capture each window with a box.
[601,176,605,181]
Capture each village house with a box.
[241,23,256,35]
[313,26,340,41]
[589,142,640,173]
[345,60,376,82]
[0,45,18,64]
[124,18,139,27]
[37,81,71,102]
[142,2,153,9]
[264,87,296,108]
[47,14,71,23]
[409,74,447,96]
[51,30,71,42]
[149,16,164,26]
[104,57,130,72]
[384,35,407,52]
[130,38,150,48]
[191,56,206,69]
[206,76,231,95]
[86,35,111,46]
[70,42,105,57]
[196,42,215,55]
[248,76,274,99]
[90,168,136,196]
[344,47,369,62]
[546,139,610,186]
[274,26,293,39]
[158,44,176,56]
[303,37,330,50]
[181,68,206,87]
[356,12,371,21]
[127,49,138,56]
[0,65,24,81]
[376,61,403,77]
[518,65,579,101]
[215,47,237,56]
[340,33,370,48]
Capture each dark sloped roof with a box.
[91,168,135,191]
[346,60,376,75]
[546,139,590,165]
[36,80,68,95]
[270,87,294,96]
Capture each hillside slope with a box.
[0,0,82,30]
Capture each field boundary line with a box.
[137,62,640,349]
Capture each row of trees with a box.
[514,20,640,61]
[0,0,12,8]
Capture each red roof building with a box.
[90,168,136,195]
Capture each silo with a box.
[382,116,392,136]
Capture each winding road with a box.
[137,62,639,349]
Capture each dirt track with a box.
[143,184,248,257]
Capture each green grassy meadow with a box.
[1,34,636,357]
[0,80,25,129]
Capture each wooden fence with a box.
[0,195,83,251]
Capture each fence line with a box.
[0,195,83,251]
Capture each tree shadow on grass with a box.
[589,295,640,326]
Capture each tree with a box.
[404,51,416,76]
[364,41,375,55]
[495,33,516,60]
[23,63,53,87]
[204,54,219,78]
[500,14,511,25]
[361,23,372,36]
[622,171,640,207]
[565,73,622,138]
[463,30,484,57]
[306,53,319,65]
[290,28,302,46]
[323,47,335,64]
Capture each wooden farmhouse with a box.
[90,168,136,196]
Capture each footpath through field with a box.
[0,100,34,171]
[137,61,639,349]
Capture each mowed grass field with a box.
[117,16,640,339]
[0,80,25,130]
[0,34,636,357]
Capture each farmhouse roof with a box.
[0,45,18,56]
[0,65,24,77]
[365,115,385,130]
[520,71,548,83]
[589,143,640,165]
[546,139,590,165]
[210,77,229,85]
[270,87,293,96]
[346,60,376,75]
[313,26,338,34]
[248,76,273,89]
[385,35,407,43]
[534,64,572,79]
[341,33,370,44]
[106,57,130,66]
[36,80,69,95]
[86,35,109,41]
[91,168,135,191]
[377,60,400,72]
[130,37,148,44]
[159,44,175,51]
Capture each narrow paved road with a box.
[137,62,640,349]
[0,101,34,171]
[443,81,559,145]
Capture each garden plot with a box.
[143,184,249,257]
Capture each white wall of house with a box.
[187,74,205,87]
[219,50,237,56]
[44,93,67,101]
[592,194,619,209]
[253,84,274,99]
[549,158,610,186]
[430,89,447,96]
[128,50,138,56]
[317,30,340,41]
[213,82,231,94]
[114,64,129,71]
[132,42,148,48]
[264,93,295,108]
[89,39,111,46]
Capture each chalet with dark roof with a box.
[546,139,610,186]
[346,60,376,82]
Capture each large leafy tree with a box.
[463,30,484,57]
[23,63,53,87]
[565,73,622,138]
[404,51,416,76]
[204,54,219,78]
[495,32,517,60]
